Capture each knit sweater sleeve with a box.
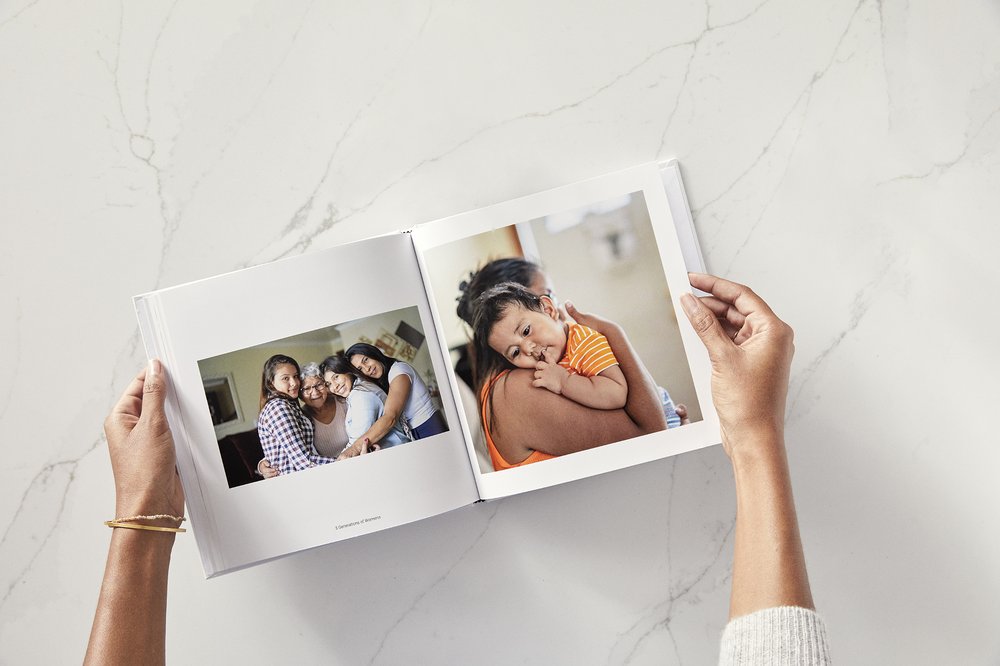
[719,606,831,666]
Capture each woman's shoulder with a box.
[479,369,519,408]
[387,361,416,380]
[260,396,297,418]
[351,380,387,400]
[347,386,385,414]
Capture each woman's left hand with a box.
[104,360,184,518]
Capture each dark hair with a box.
[344,343,396,392]
[471,282,549,433]
[317,355,358,402]
[320,354,359,379]
[454,258,548,438]
[456,257,545,327]
[259,354,300,411]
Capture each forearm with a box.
[602,328,665,431]
[728,428,814,619]
[560,373,627,410]
[285,442,322,471]
[355,412,396,445]
[85,530,174,665]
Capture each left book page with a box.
[135,233,478,577]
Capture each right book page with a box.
[412,162,720,500]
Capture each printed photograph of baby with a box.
[197,306,449,488]
[422,191,701,474]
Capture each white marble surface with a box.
[2,1,998,663]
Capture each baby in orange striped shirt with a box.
[472,282,628,410]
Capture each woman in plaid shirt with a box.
[256,354,336,476]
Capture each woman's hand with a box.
[563,301,624,340]
[86,360,182,666]
[257,459,279,479]
[104,359,184,518]
[680,273,794,458]
[337,437,380,460]
[681,274,820,623]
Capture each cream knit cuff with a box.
[719,606,832,666]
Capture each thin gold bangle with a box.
[104,520,187,533]
[115,514,186,524]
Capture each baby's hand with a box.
[532,353,569,394]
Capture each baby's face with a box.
[488,299,566,369]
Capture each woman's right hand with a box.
[337,437,380,460]
[680,273,794,458]
[257,459,279,479]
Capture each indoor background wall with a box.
[527,193,701,421]
[198,328,344,437]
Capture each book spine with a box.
[408,232,487,501]
[133,294,222,577]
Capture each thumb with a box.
[680,293,731,360]
[564,300,589,326]
[140,359,168,424]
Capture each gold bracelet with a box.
[104,520,187,533]
[115,514,186,524]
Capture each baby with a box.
[472,282,627,410]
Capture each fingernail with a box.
[680,293,698,315]
[148,358,160,377]
[564,300,573,309]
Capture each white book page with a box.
[136,233,478,577]
[412,163,720,500]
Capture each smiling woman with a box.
[298,362,350,459]
[342,342,448,447]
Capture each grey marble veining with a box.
[2,0,998,663]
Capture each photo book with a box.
[134,160,721,577]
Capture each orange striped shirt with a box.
[558,324,619,377]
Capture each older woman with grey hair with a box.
[297,362,351,458]
[257,361,351,478]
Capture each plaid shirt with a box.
[257,397,336,475]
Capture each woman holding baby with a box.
[457,258,674,470]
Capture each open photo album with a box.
[135,161,720,577]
